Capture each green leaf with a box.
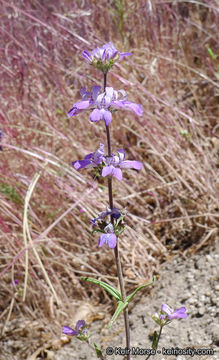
[126,276,156,304]
[152,330,158,350]
[81,277,122,302]
[108,300,128,328]
[207,47,217,61]
[0,183,22,205]
[94,343,103,358]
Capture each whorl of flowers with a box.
[82,42,131,73]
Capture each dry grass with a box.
[0,0,218,358]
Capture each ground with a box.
[54,241,219,360]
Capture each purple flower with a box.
[82,42,131,73]
[99,223,117,249]
[62,320,88,336]
[73,145,142,181]
[152,304,187,326]
[10,279,19,287]
[73,143,105,170]
[161,304,188,320]
[91,207,121,226]
[68,86,100,118]
[102,149,142,180]
[68,86,143,126]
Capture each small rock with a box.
[206,254,214,263]
[181,291,190,302]
[215,284,219,292]
[211,296,217,305]
[188,297,197,305]
[199,294,206,302]
[196,257,205,269]
[198,306,205,316]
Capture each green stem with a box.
[103,72,130,360]
[145,326,163,360]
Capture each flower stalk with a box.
[104,72,131,360]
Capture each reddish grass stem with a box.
[103,72,131,359]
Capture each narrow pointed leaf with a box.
[81,277,122,302]
[107,300,128,328]
[152,330,158,350]
[126,276,156,304]
[94,343,103,358]
[207,47,217,61]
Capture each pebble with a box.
[187,297,197,305]
[211,296,217,305]
[199,294,206,302]
[215,284,219,292]
[198,306,205,316]
[206,254,214,263]
[181,291,190,301]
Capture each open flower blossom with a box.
[62,320,89,341]
[98,223,117,249]
[73,145,142,181]
[82,42,131,73]
[68,86,143,125]
[152,304,187,326]
[160,304,187,320]
[102,149,142,180]
[72,143,105,170]
[91,207,121,226]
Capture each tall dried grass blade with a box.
[22,163,60,305]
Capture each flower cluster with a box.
[62,320,90,341]
[91,207,126,249]
[82,42,131,73]
[152,304,187,327]
[91,207,121,226]
[73,143,142,181]
[68,86,143,125]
